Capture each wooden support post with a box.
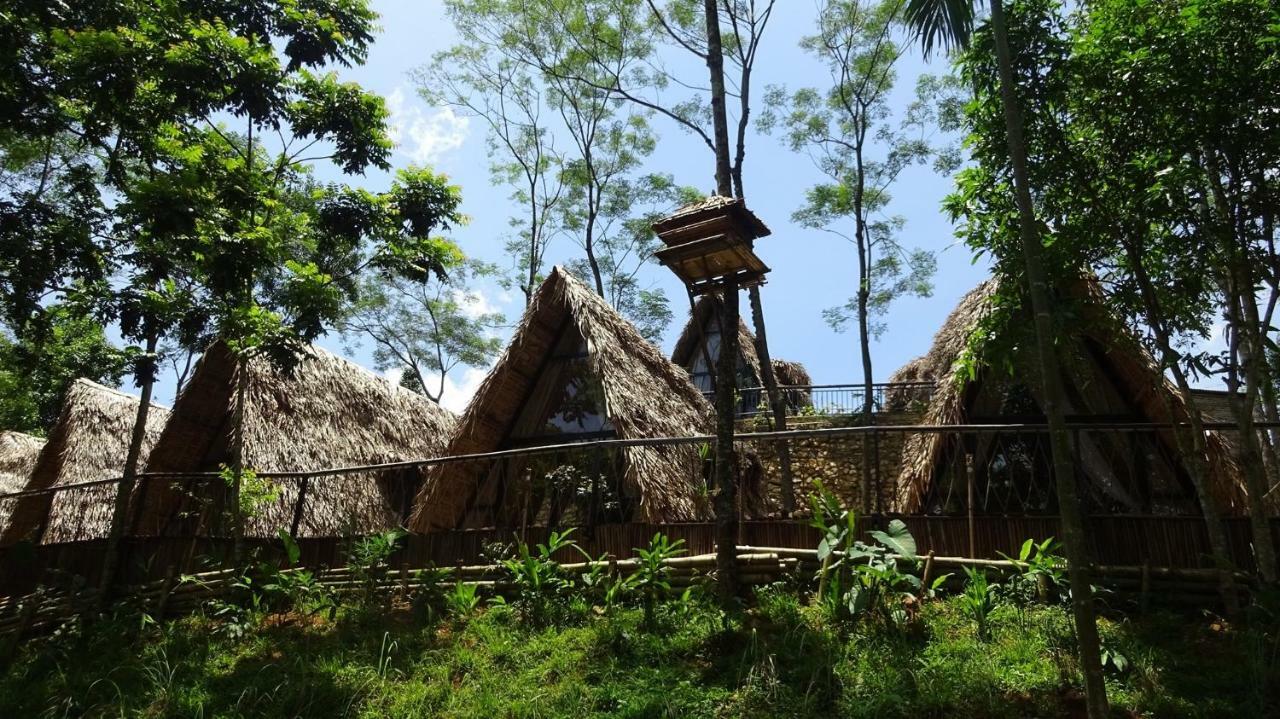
[713,275,741,605]
[966,452,977,559]
[1139,561,1151,615]
[921,550,936,596]
[156,564,180,619]
[289,475,311,541]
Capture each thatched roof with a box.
[1,380,169,546]
[893,280,1246,516]
[671,293,763,385]
[132,341,457,538]
[0,431,43,494]
[0,431,46,535]
[409,267,713,531]
[651,195,771,239]
[772,359,812,387]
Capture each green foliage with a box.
[628,533,687,627]
[347,528,408,604]
[341,258,504,403]
[2,591,1273,717]
[446,582,483,619]
[219,466,279,520]
[0,304,131,433]
[959,567,997,641]
[998,536,1065,604]
[809,483,923,628]
[503,528,590,625]
[1,0,469,448]
[758,0,949,352]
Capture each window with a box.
[506,326,614,445]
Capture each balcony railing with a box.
[704,382,937,418]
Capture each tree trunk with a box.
[704,0,739,604]
[714,276,740,605]
[230,352,249,563]
[1122,239,1238,613]
[1222,272,1279,582]
[703,0,733,197]
[988,2,1109,716]
[98,331,159,605]
[747,288,795,513]
[855,142,874,514]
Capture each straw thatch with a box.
[1,380,169,546]
[651,195,772,239]
[0,431,43,494]
[893,279,1246,516]
[132,341,457,538]
[0,431,46,535]
[771,359,812,388]
[409,267,713,531]
[671,293,763,387]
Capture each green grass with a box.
[1,587,1276,718]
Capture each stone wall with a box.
[737,411,923,517]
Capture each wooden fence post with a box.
[290,475,310,539]
[966,451,977,559]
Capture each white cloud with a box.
[452,287,499,320]
[385,365,488,415]
[385,87,469,165]
[439,367,488,414]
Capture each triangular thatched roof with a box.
[670,294,811,392]
[132,341,457,538]
[891,280,1245,516]
[671,294,762,386]
[1,380,169,546]
[408,267,713,531]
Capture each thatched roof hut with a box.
[408,267,713,532]
[671,293,761,393]
[0,431,46,534]
[670,294,812,410]
[892,280,1245,516]
[132,341,457,538]
[1,380,169,546]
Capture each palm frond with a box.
[904,0,976,59]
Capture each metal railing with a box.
[704,381,937,418]
[0,421,1274,595]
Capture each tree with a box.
[2,0,466,585]
[342,258,505,404]
[0,305,131,434]
[903,0,1109,715]
[417,43,566,307]
[1066,0,1279,584]
[760,0,948,511]
[430,0,681,336]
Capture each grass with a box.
[1,585,1276,718]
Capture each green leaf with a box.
[278,529,302,565]
[869,519,918,559]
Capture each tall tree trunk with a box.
[1122,239,1238,613]
[704,0,733,197]
[585,206,606,297]
[714,277,740,604]
[1222,274,1279,582]
[747,288,795,513]
[988,2,1109,716]
[704,0,739,602]
[855,142,875,514]
[230,352,249,563]
[98,331,159,605]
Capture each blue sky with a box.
[146,0,992,409]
